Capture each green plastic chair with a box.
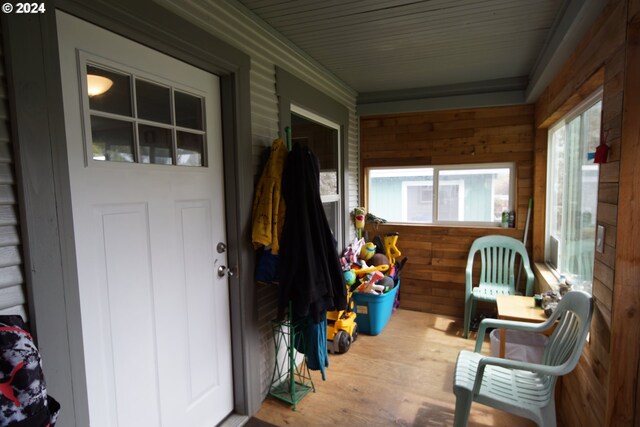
[463,235,534,339]
[453,291,593,427]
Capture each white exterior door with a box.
[56,11,233,427]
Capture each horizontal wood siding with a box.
[606,0,640,424]
[532,1,628,425]
[364,223,525,317]
[360,105,535,317]
[0,29,27,321]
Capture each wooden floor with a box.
[253,309,537,427]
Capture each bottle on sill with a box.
[501,211,509,228]
[558,274,571,296]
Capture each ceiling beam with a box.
[357,77,527,116]
[357,90,526,116]
[525,0,608,103]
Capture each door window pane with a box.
[175,91,203,130]
[177,132,204,166]
[139,125,173,165]
[87,65,132,117]
[83,61,208,167]
[136,79,171,124]
[91,116,134,162]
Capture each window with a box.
[546,93,602,293]
[83,59,207,166]
[276,67,349,247]
[367,163,514,226]
[291,106,343,244]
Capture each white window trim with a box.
[544,89,603,279]
[291,104,343,243]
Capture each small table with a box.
[495,295,548,358]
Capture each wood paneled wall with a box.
[360,105,535,318]
[607,0,640,424]
[532,1,630,425]
[363,223,524,317]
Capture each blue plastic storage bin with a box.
[352,282,399,335]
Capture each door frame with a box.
[1,1,259,425]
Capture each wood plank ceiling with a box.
[233,0,568,101]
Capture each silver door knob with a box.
[217,265,235,277]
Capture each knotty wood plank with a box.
[599,159,621,184]
[532,3,628,426]
[598,182,619,204]
[593,260,615,291]
[595,242,616,269]
[589,312,612,374]
[592,277,613,312]
[607,4,640,425]
[597,202,618,226]
[560,359,606,426]
[255,310,535,426]
[532,129,548,261]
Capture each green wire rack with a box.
[268,306,315,410]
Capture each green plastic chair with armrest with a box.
[463,235,534,339]
[452,290,593,427]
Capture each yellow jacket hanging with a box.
[251,138,287,254]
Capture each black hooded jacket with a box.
[278,143,347,323]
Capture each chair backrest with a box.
[542,291,593,375]
[467,235,531,293]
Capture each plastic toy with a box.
[344,269,356,286]
[360,242,376,260]
[353,261,389,277]
[354,207,365,239]
[384,232,401,265]
[371,253,389,266]
[341,238,365,269]
[355,270,385,294]
[327,285,358,354]
[377,276,395,292]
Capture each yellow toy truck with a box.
[327,290,358,354]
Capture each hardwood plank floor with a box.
[253,309,537,426]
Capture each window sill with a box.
[533,262,560,294]
[374,221,521,231]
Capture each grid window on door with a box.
[86,64,207,166]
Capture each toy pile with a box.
[340,233,406,297]
[325,210,408,350]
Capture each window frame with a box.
[366,162,516,227]
[290,104,343,243]
[276,67,349,248]
[79,51,209,168]
[544,89,603,285]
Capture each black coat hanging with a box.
[278,142,347,324]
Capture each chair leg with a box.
[453,389,473,427]
[463,296,472,338]
[539,402,557,427]
[463,297,478,339]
